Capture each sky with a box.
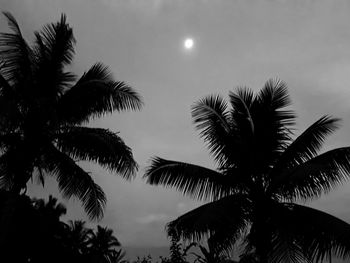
[2,0,350,254]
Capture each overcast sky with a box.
[2,0,350,248]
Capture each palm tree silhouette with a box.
[63,220,92,257]
[88,225,121,263]
[0,12,142,219]
[33,195,67,220]
[145,79,350,262]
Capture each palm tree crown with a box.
[88,225,121,263]
[0,12,142,219]
[145,79,350,262]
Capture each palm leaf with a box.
[167,194,249,241]
[272,147,350,200]
[57,63,142,124]
[228,80,295,176]
[33,14,76,97]
[43,143,106,220]
[192,95,237,167]
[255,79,292,112]
[145,157,238,200]
[0,12,34,85]
[34,14,75,67]
[250,79,295,174]
[269,231,311,263]
[271,116,340,179]
[229,87,255,136]
[270,203,350,262]
[56,126,138,179]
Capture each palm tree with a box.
[145,79,350,263]
[33,195,67,220]
[88,225,121,263]
[0,12,142,219]
[63,220,92,257]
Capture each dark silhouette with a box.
[4,195,126,262]
[109,249,128,263]
[0,12,142,220]
[0,191,46,262]
[168,229,196,263]
[33,194,67,219]
[192,235,232,263]
[145,79,350,262]
[88,225,121,262]
[63,220,92,259]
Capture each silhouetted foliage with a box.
[192,237,230,263]
[0,194,125,262]
[0,12,142,220]
[145,79,350,263]
[168,229,195,263]
[88,225,121,263]
[109,249,128,263]
[0,191,46,262]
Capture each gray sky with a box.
[2,0,350,248]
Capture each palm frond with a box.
[229,87,255,138]
[256,78,292,111]
[273,147,350,200]
[0,12,34,85]
[270,203,350,262]
[0,143,31,190]
[229,87,254,120]
[207,229,241,257]
[34,14,75,67]
[33,14,76,97]
[250,79,295,174]
[2,12,21,35]
[228,80,295,176]
[0,72,22,130]
[57,63,142,124]
[167,194,249,241]
[145,157,238,200]
[56,126,138,179]
[0,71,11,93]
[192,95,235,166]
[43,144,106,220]
[269,232,311,263]
[76,62,113,83]
[271,116,340,179]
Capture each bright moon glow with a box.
[184,38,194,50]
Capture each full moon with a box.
[184,38,194,50]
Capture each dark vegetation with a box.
[1,12,350,263]
[0,194,124,262]
[145,79,350,262]
[0,11,142,220]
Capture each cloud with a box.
[135,213,169,225]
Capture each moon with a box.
[184,38,194,50]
